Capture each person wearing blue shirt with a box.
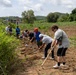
[16,26,20,38]
[34,28,42,48]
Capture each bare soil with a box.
[12,26,76,75]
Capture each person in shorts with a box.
[51,25,70,69]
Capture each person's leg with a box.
[57,48,63,66]
[61,48,67,65]
[16,33,18,38]
[44,43,51,58]
[62,56,66,65]
[37,41,39,48]
[57,56,62,66]
[44,46,48,58]
[51,48,54,58]
[18,34,20,39]
[53,48,63,68]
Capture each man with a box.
[51,25,70,69]
[9,26,12,35]
[26,30,36,42]
[5,25,10,34]
[34,28,42,48]
[39,34,54,59]
[16,26,20,39]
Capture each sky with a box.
[0,0,76,17]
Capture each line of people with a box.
[19,25,70,69]
[6,25,70,69]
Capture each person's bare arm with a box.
[51,39,57,47]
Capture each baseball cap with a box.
[34,28,38,32]
[39,34,44,38]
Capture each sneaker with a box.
[25,44,28,47]
[50,57,54,60]
[60,64,67,67]
[42,56,46,59]
[60,63,65,67]
[53,64,60,69]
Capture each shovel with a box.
[41,47,54,66]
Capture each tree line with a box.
[0,8,76,24]
[22,8,76,23]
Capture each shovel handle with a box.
[41,47,54,66]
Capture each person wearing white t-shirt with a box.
[5,26,10,34]
[51,25,70,69]
[39,34,54,59]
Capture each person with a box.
[19,31,25,39]
[26,30,36,43]
[16,26,20,39]
[51,25,70,69]
[5,25,10,34]
[39,34,54,59]
[34,28,42,48]
[9,26,12,35]
[24,30,28,37]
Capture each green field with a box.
[0,21,76,75]
[20,21,76,30]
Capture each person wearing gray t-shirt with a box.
[51,25,70,69]
[39,34,54,59]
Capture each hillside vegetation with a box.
[0,22,19,75]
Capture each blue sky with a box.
[0,0,76,17]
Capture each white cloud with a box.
[18,0,33,6]
[0,0,12,7]
[61,0,73,8]
[34,4,42,11]
[40,0,51,3]
[39,0,60,5]
[18,0,43,12]
[0,0,76,17]
[23,3,43,12]
[61,0,73,5]
[59,0,75,12]
[44,0,74,10]
[40,0,73,7]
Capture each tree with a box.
[21,10,36,24]
[69,8,76,21]
[58,13,70,22]
[46,12,59,22]
[71,8,76,14]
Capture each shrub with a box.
[0,26,19,75]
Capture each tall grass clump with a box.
[0,26,19,75]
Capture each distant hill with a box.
[35,16,46,20]
[35,13,67,20]
[0,16,22,20]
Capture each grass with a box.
[0,25,20,75]
[19,21,76,31]
[70,37,76,47]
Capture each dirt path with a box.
[12,26,76,75]
[13,38,76,75]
